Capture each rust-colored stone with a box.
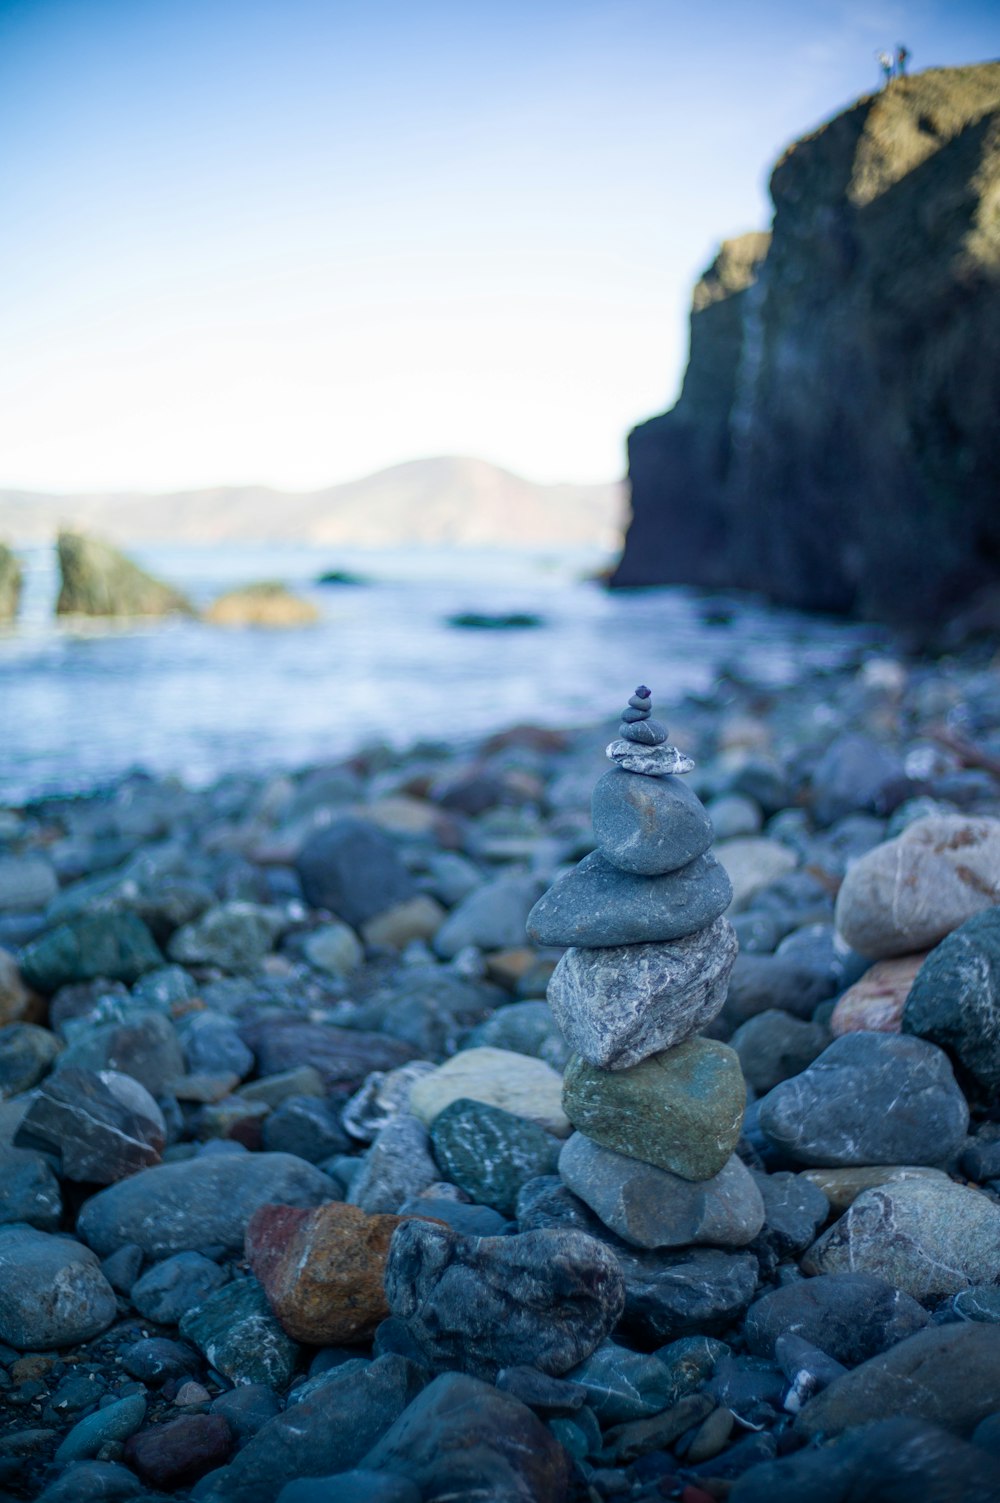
[245,1200,422,1345]
[830,953,928,1036]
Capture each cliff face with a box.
[613,63,1000,624]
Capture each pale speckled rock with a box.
[830,953,927,1035]
[713,837,798,912]
[347,1114,440,1214]
[802,1177,1000,1301]
[546,918,738,1070]
[757,1033,968,1167]
[408,1046,570,1136]
[605,741,695,776]
[834,815,1000,959]
[591,768,713,876]
[798,1164,950,1212]
[561,1039,745,1181]
[526,849,732,948]
[558,1134,765,1250]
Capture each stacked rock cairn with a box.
[527,686,761,1249]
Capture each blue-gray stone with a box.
[278,1475,420,1503]
[131,1251,228,1323]
[36,1460,145,1502]
[121,1336,201,1383]
[429,1098,562,1216]
[591,767,713,875]
[0,1022,62,1097]
[757,1033,969,1167]
[527,849,731,947]
[54,1394,147,1463]
[0,1148,61,1232]
[54,1009,184,1096]
[18,913,163,993]
[902,907,1000,1097]
[295,819,417,928]
[180,1277,299,1389]
[565,1340,679,1423]
[76,1151,336,1257]
[744,1272,929,1365]
[0,1226,117,1350]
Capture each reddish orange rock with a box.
[830,953,929,1036]
[245,1201,411,1345]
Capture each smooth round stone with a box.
[432,875,545,960]
[429,1098,562,1215]
[797,1164,950,1212]
[713,837,798,912]
[802,1177,1000,1301]
[591,768,714,877]
[606,742,695,776]
[0,1226,117,1350]
[409,1047,570,1135]
[131,1250,229,1323]
[295,817,418,928]
[830,952,927,1036]
[558,1134,765,1250]
[561,1039,745,1182]
[757,1033,969,1168]
[834,815,1000,959]
[565,1339,679,1423]
[730,1011,831,1094]
[619,717,668,744]
[303,922,364,978]
[124,1413,233,1491]
[621,706,651,723]
[18,912,164,993]
[384,1219,625,1379]
[527,849,732,947]
[55,1394,147,1464]
[0,1146,62,1231]
[546,917,738,1071]
[76,1151,336,1257]
[902,908,1000,1096]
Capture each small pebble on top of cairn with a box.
[527,687,760,1250]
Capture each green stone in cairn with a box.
[528,687,746,1204]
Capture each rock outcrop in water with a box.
[203,582,320,628]
[56,531,193,619]
[0,541,22,624]
[613,63,1000,627]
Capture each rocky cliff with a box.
[0,542,21,623]
[613,63,1000,626]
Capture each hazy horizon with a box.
[2,0,997,495]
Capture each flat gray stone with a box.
[591,768,713,876]
[527,849,732,948]
[546,917,738,1070]
[606,742,695,776]
[558,1134,765,1250]
[77,1151,336,1257]
[757,1033,969,1167]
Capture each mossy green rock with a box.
[0,542,22,623]
[56,530,193,617]
[18,912,164,993]
[562,1038,746,1182]
[430,1097,562,1216]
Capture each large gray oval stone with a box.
[76,1151,336,1258]
[0,1225,117,1350]
[558,1134,765,1249]
[527,850,732,948]
[591,768,713,876]
[546,918,738,1070]
[561,1039,745,1181]
[757,1032,968,1167]
[801,1177,1000,1301]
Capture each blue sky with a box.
[1,0,997,491]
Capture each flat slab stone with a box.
[834,815,1000,959]
[558,1134,765,1250]
[591,768,713,876]
[605,742,694,776]
[561,1038,745,1181]
[526,849,732,948]
[15,1067,164,1183]
[546,918,738,1070]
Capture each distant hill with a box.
[0,456,625,552]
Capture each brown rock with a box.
[246,1201,425,1344]
[124,1413,232,1489]
[0,950,42,1028]
[829,953,928,1035]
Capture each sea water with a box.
[0,543,879,803]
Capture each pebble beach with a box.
[2,635,1000,1503]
